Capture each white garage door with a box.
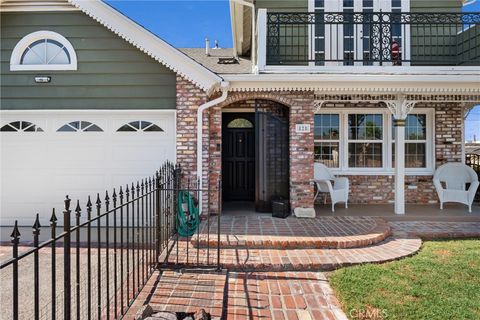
[0,110,176,226]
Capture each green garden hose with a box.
[176,191,199,237]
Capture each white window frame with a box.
[316,108,435,175]
[10,30,78,71]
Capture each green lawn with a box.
[329,240,480,320]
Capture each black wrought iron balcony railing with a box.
[265,11,480,66]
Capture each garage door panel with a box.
[1,110,176,226]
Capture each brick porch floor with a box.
[193,216,391,249]
[126,216,480,320]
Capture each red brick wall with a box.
[176,77,464,208]
[176,75,207,178]
[315,102,464,204]
[217,91,316,210]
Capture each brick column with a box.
[176,75,207,178]
[288,92,316,211]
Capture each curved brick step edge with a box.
[191,219,392,250]
[166,236,422,272]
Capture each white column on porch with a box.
[385,94,416,215]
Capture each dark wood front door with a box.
[222,113,255,201]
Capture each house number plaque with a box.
[295,124,310,133]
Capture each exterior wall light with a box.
[34,76,51,83]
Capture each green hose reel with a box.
[176,191,199,237]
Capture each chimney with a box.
[205,38,210,56]
[214,40,219,49]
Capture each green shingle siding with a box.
[0,11,176,110]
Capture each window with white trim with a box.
[314,108,434,174]
[10,31,77,71]
[314,114,340,168]
[392,114,427,168]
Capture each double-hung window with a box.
[392,114,428,169]
[347,113,383,168]
[314,108,434,174]
[314,114,340,168]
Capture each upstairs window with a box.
[10,31,77,71]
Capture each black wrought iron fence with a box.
[0,161,221,320]
[266,11,480,66]
[466,153,480,202]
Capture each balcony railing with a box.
[261,11,480,67]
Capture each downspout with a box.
[197,81,230,212]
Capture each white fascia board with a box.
[222,73,480,94]
[68,0,222,93]
[263,65,480,75]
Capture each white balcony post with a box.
[386,94,416,215]
[257,9,267,72]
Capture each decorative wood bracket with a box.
[384,94,417,120]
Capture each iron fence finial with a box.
[50,208,58,225]
[75,200,81,218]
[105,190,110,205]
[33,213,41,235]
[86,196,92,209]
[11,220,21,243]
[96,193,102,208]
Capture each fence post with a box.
[174,164,181,265]
[74,200,81,320]
[63,195,72,320]
[50,210,57,320]
[11,221,20,320]
[33,214,41,320]
[217,179,222,271]
[155,170,161,265]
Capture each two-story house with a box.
[1,0,479,226]
[179,0,480,216]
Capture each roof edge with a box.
[67,0,222,92]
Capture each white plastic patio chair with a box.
[433,162,479,213]
[313,163,349,212]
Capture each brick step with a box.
[161,236,422,272]
[190,216,391,249]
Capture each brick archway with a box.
[218,91,296,110]
[206,90,316,213]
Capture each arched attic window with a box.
[10,31,77,71]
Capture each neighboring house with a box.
[0,0,479,226]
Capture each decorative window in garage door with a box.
[117,121,164,132]
[0,121,44,132]
[57,121,103,132]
